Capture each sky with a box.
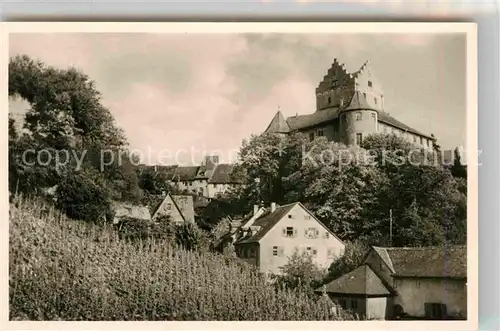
[9,32,466,165]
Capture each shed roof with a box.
[317,265,391,296]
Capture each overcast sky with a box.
[9,33,466,165]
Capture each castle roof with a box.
[265,91,433,139]
[265,110,291,133]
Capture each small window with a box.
[413,136,417,143]
[328,96,332,104]
[286,227,294,237]
[317,130,324,137]
[288,214,293,219]
[304,215,311,220]
[420,137,423,145]
[368,80,373,87]
[166,203,172,211]
[312,248,317,256]
[309,132,315,141]
[356,133,363,146]
[324,232,330,239]
[272,246,278,256]
[363,92,367,99]
[416,279,421,288]
[374,97,377,104]
[355,112,362,121]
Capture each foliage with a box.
[138,168,172,196]
[326,240,370,283]
[9,197,355,321]
[450,147,467,180]
[272,250,327,297]
[226,132,467,247]
[8,55,144,221]
[55,168,113,222]
[174,222,211,252]
[117,215,176,243]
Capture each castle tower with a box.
[339,91,378,146]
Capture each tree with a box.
[55,168,113,222]
[325,240,369,283]
[272,250,327,297]
[8,55,144,221]
[450,147,467,180]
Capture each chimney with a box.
[271,202,276,213]
[253,204,259,216]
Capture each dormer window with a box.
[368,80,373,87]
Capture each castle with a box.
[264,59,435,149]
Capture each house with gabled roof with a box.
[319,245,467,320]
[264,59,435,149]
[233,202,345,274]
[151,193,195,224]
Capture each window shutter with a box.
[282,228,286,237]
[278,247,284,257]
[293,228,298,237]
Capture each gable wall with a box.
[258,204,345,274]
[153,195,185,223]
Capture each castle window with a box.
[309,132,315,141]
[355,112,362,121]
[328,96,332,104]
[356,133,363,146]
[368,80,373,87]
[317,130,324,137]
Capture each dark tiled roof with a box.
[208,164,240,184]
[265,111,291,133]
[172,166,199,182]
[156,165,178,180]
[377,112,433,139]
[374,246,467,279]
[285,107,340,131]
[235,203,297,244]
[317,265,391,296]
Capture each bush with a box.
[9,197,355,321]
[55,169,112,222]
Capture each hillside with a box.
[9,197,354,321]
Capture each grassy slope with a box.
[9,197,353,321]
